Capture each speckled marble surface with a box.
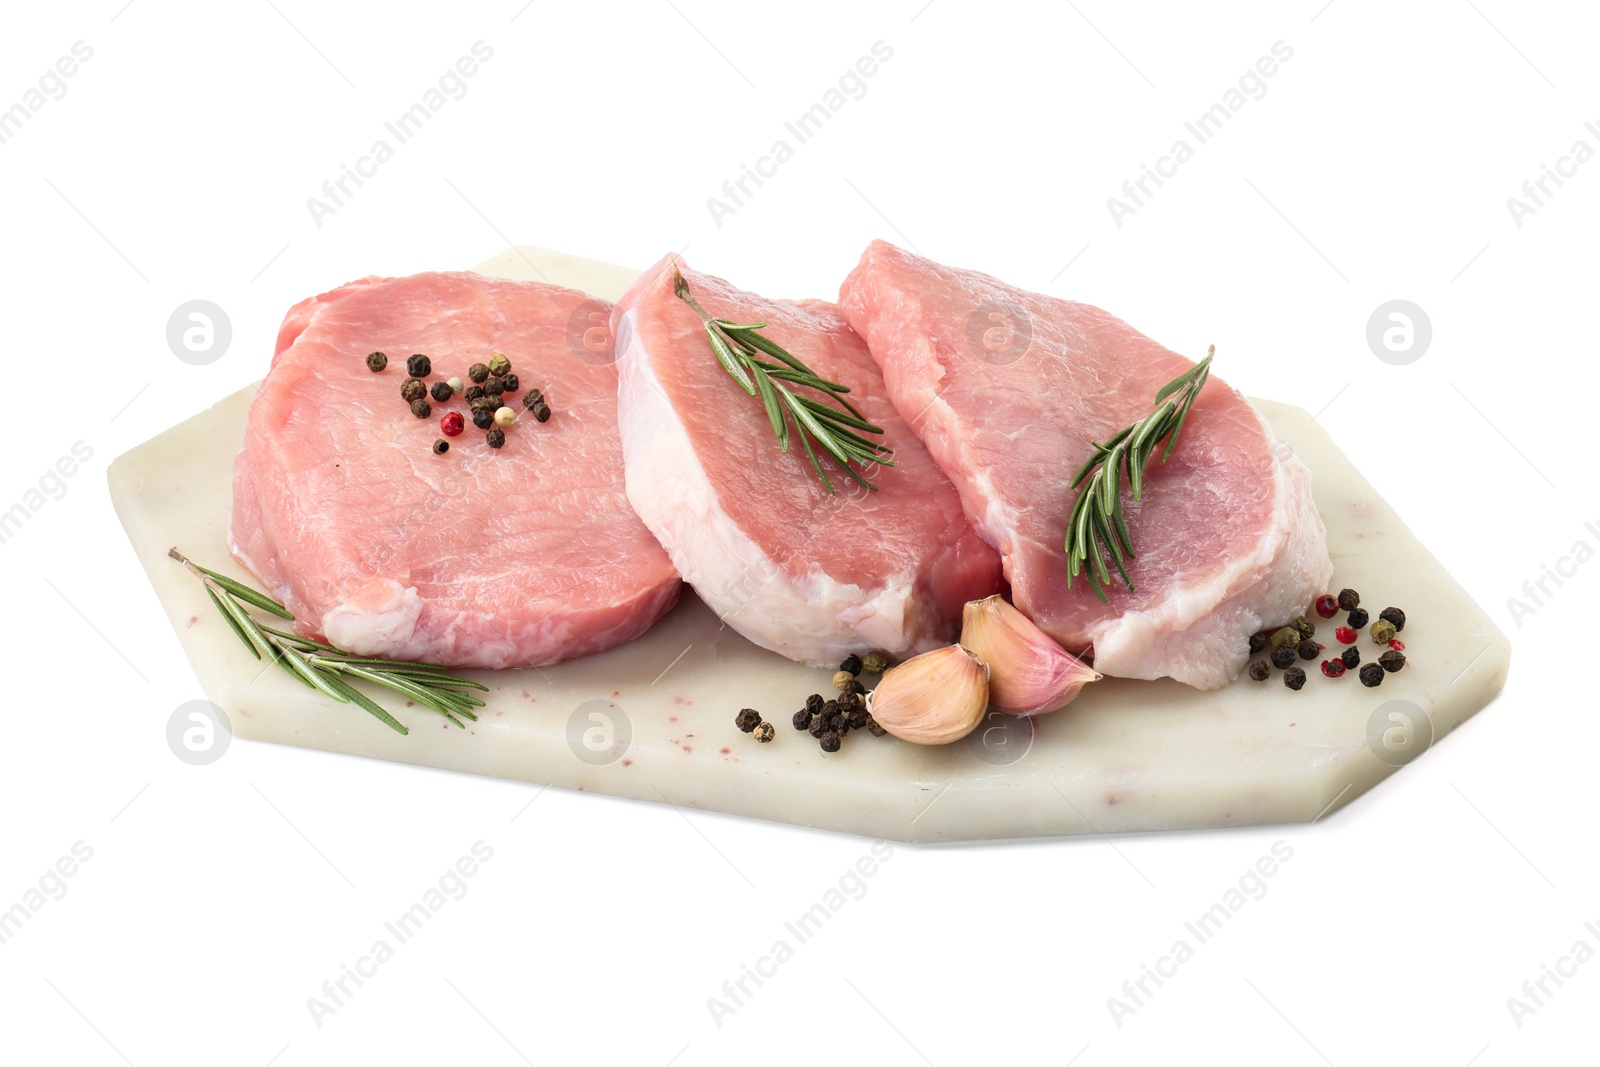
[107,248,1511,842]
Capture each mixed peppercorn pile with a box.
[366,349,553,455]
[734,651,894,753]
[1247,587,1408,690]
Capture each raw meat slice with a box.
[839,241,1331,690]
[612,256,1003,665]
[230,271,680,669]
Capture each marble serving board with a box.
[108,247,1512,842]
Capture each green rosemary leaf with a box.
[208,587,259,660]
[1063,346,1215,599]
[320,674,409,735]
[196,566,295,619]
[259,625,341,653]
[674,267,888,492]
[214,589,279,661]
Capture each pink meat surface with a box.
[231,271,681,669]
[612,256,1003,665]
[839,241,1331,689]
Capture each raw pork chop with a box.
[612,256,1003,665]
[839,241,1331,689]
[231,272,680,669]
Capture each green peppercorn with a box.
[468,362,489,384]
[1340,646,1360,670]
[861,651,890,674]
[1359,662,1384,687]
[430,380,453,403]
[1270,627,1300,650]
[410,399,431,419]
[484,376,504,397]
[1347,607,1369,629]
[1379,649,1407,673]
[500,373,520,393]
[1283,666,1306,691]
[819,731,841,753]
[734,708,761,732]
[753,721,775,743]
[1379,607,1406,633]
[1248,660,1271,681]
[1249,632,1268,654]
[488,353,511,377]
[792,708,813,731]
[486,427,506,448]
[1337,588,1360,611]
[1270,644,1297,669]
[1371,619,1397,645]
[840,654,863,675]
[472,407,495,430]
[432,439,449,455]
[406,354,431,378]
[366,351,388,372]
[401,378,426,402]
[1296,639,1319,661]
[1290,616,1316,641]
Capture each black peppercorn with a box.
[792,709,812,731]
[1359,662,1384,687]
[523,388,544,408]
[735,708,761,733]
[840,654,863,675]
[432,439,448,455]
[1337,588,1360,611]
[805,693,825,715]
[486,427,506,448]
[469,396,498,414]
[401,378,426,402]
[1340,646,1360,669]
[1379,607,1405,633]
[866,716,887,737]
[1283,666,1306,691]
[1248,660,1271,681]
[836,690,861,712]
[1347,607,1369,629]
[1270,645,1296,670]
[430,380,454,403]
[819,731,841,753]
[843,679,866,696]
[410,399,431,418]
[1249,632,1268,654]
[406,354,431,378]
[472,407,495,430]
[1296,639,1319,661]
[1379,649,1407,673]
[808,714,828,738]
[530,400,552,423]
[366,351,388,372]
[835,719,851,736]
[465,385,486,402]
[468,362,489,384]
[846,707,869,729]
[484,376,504,397]
[500,373,520,393]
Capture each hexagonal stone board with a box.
[108,248,1511,842]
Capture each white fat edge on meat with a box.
[614,304,926,667]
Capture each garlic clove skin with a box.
[865,644,989,745]
[960,595,1100,716]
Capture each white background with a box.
[0,1,1591,1064]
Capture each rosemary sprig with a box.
[672,265,893,494]
[1064,346,1215,603]
[169,549,488,735]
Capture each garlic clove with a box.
[960,595,1100,716]
[865,644,989,745]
